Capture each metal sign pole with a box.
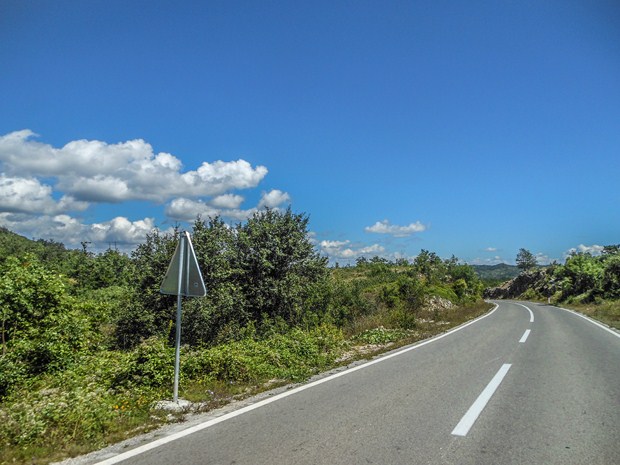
[173,235,185,403]
[160,230,205,405]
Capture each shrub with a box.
[112,337,175,391]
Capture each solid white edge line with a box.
[515,303,534,322]
[93,304,502,465]
[451,363,512,437]
[553,305,620,339]
[518,329,531,343]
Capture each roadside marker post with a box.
[160,231,206,403]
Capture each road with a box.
[87,301,620,465]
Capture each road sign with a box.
[160,231,206,297]
[159,231,206,403]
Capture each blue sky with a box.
[0,0,618,265]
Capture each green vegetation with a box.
[486,245,620,329]
[516,247,537,271]
[0,212,491,464]
[472,263,520,287]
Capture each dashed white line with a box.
[519,329,531,343]
[452,364,512,437]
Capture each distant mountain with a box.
[472,263,520,284]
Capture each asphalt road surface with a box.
[84,301,620,465]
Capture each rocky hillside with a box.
[484,269,554,300]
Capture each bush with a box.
[182,324,345,384]
[112,337,175,391]
[0,255,66,347]
[354,326,411,345]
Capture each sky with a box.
[0,0,619,265]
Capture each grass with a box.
[555,299,620,330]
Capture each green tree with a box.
[0,255,66,352]
[233,208,329,327]
[115,229,178,348]
[601,254,620,298]
[90,249,134,289]
[449,263,483,300]
[516,248,537,271]
[413,250,444,283]
[182,216,245,345]
[562,252,604,296]
[0,255,95,396]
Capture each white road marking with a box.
[93,305,502,465]
[515,303,534,322]
[519,329,531,343]
[451,364,512,437]
[555,306,620,339]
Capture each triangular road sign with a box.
[160,231,206,297]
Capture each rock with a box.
[152,399,192,413]
[484,269,553,299]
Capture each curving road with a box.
[86,301,620,465]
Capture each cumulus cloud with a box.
[165,188,291,223]
[0,212,158,249]
[258,189,291,209]
[0,175,89,214]
[484,247,498,252]
[565,244,605,257]
[535,252,556,265]
[0,130,269,204]
[210,194,245,209]
[165,198,227,222]
[0,130,291,249]
[365,219,427,237]
[318,239,385,260]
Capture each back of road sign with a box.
[160,231,206,297]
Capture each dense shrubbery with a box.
[484,246,620,329]
[554,246,620,301]
[502,245,620,304]
[116,209,329,347]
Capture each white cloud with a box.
[0,130,269,204]
[165,198,222,222]
[0,175,89,214]
[258,189,291,209]
[320,240,350,249]
[535,252,556,265]
[565,244,605,257]
[0,212,159,250]
[210,194,245,209]
[62,175,131,202]
[365,219,427,237]
[165,189,292,222]
[165,197,260,222]
[0,130,291,248]
[89,217,158,244]
[359,244,385,254]
[484,247,498,252]
[318,239,385,260]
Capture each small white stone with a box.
[153,399,192,412]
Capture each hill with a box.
[472,263,519,284]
